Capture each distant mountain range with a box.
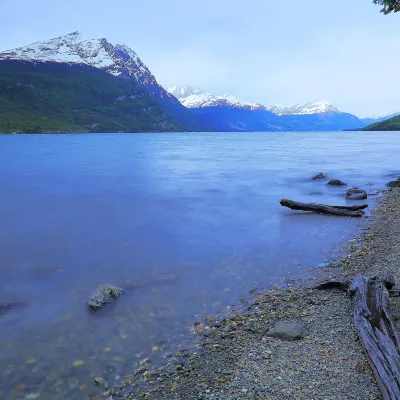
[0,32,397,133]
[362,114,400,131]
[168,86,341,115]
[168,85,385,132]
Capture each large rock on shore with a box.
[387,179,400,188]
[346,188,367,200]
[328,179,347,186]
[266,321,306,341]
[87,284,125,311]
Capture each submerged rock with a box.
[387,179,400,188]
[87,284,124,311]
[346,188,367,200]
[0,302,27,315]
[266,321,306,341]
[328,179,347,186]
[312,172,329,180]
[123,274,178,290]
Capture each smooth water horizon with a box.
[0,131,399,399]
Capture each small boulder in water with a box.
[328,179,347,186]
[312,172,329,180]
[346,188,367,200]
[87,284,124,311]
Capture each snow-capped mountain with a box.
[366,111,399,120]
[361,111,400,126]
[167,86,263,110]
[168,85,204,99]
[264,100,340,116]
[168,85,365,131]
[168,86,342,116]
[1,32,147,78]
[0,32,179,105]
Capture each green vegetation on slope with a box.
[0,60,184,133]
[363,114,400,131]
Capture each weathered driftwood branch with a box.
[313,279,350,291]
[314,277,400,298]
[280,199,367,217]
[349,274,400,399]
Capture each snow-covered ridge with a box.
[167,86,262,110]
[0,31,155,85]
[364,111,400,120]
[168,85,341,115]
[264,99,339,116]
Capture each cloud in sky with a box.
[1,0,400,116]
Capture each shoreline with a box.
[99,187,400,400]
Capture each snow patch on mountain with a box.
[0,32,113,67]
[0,31,156,85]
[168,85,204,99]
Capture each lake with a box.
[0,131,399,399]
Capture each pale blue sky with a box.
[1,0,399,116]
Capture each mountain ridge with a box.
[1,33,398,133]
[168,85,342,116]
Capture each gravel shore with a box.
[113,188,400,400]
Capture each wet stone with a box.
[328,179,347,186]
[87,284,125,311]
[94,377,105,386]
[346,188,367,200]
[312,172,329,180]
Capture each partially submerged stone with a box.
[346,188,367,200]
[312,172,329,180]
[87,284,124,311]
[123,274,178,290]
[0,302,27,315]
[328,179,347,186]
[266,322,306,341]
[387,179,400,188]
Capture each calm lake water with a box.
[0,131,399,399]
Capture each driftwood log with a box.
[349,274,400,399]
[280,199,368,217]
[314,274,400,398]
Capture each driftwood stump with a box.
[280,199,367,217]
[349,274,400,399]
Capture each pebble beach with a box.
[97,187,400,400]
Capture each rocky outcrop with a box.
[87,284,124,311]
[387,179,400,188]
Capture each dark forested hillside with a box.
[0,60,184,133]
